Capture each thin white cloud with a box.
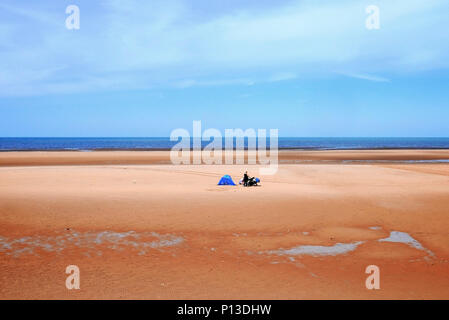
[0,0,448,96]
[0,2,60,26]
[268,72,297,82]
[337,72,390,82]
[173,72,296,89]
[174,78,255,88]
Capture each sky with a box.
[0,0,448,137]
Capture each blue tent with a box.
[217,175,236,186]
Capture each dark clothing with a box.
[243,173,249,186]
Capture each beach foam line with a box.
[0,230,184,257]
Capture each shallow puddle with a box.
[266,241,364,257]
[378,231,434,256]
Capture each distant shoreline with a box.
[2,147,449,152]
[2,137,449,152]
[1,149,449,167]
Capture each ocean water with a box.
[0,137,449,151]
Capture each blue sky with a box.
[0,0,448,137]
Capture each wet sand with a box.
[1,149,449,166]
[0,150,448,299]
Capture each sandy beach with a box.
[1,150,448,299]
[1,149,449,166]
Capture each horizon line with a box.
[1,136,449,139]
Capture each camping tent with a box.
[217,175,236,186]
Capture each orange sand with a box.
[0,150,448,299]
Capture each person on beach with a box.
[243,171,249,187]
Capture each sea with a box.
[1,137,449,151]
